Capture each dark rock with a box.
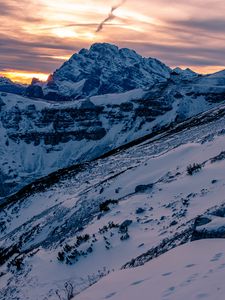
[26,85,44,98]
[192,224,225,241]
[1,106,22,130]
[135,107,153,118]
[120,102,134,112]
[136,208,145,214]
[99,200,118,212]
[44,92,71,101]
[173,92,183,99]
[120,232,130,240]
[170,220,178,226]
[193,216,211,228]
[211,179,218,184]
[211,151,225,163]
[135,183,153,193]
[0,97,6,111]
[53,112,74,131]
[191,215,225,241]
[119,220,133,233]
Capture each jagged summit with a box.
[27,43,171,100]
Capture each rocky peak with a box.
[27,43,172,100]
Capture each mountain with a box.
[172,67,199,80]
[1,43,225,299]
[1,43,225,198]
[0,77,26,95]
[1,101,225,299]
[26,43,171,100]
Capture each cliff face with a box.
[0,85,174,197]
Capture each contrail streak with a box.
[96,0,127,32]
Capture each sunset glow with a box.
[0,71,49,84]
[1,0,225,83]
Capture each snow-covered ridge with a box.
[1,65,225,198]
[2,100,225,299]
[1,43,225,199]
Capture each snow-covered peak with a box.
[172,67,199,80]
[29,43,171,100]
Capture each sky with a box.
[1,0,225,83]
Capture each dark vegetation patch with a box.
[187,163,202,175]
[99,200,118,212]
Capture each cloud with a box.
[0,0,44,22]
[1,0,225,78]
[0,34,84,72]
[168,18,225,33]
[96,0,127,32]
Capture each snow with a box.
[2,101,225,299]
[90,88,145,105]
[196,216,225,233]
[76,239,225,300]
[0,78,221,199]
[1,46,225,299]
[1,53,225,199]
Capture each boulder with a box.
[119,220,133,233]
[135,183,153,193]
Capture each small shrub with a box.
[108,221,119,229]
[119,220,132,233]
[56,282,74,300]
[57,251,65,262]
[63,244,72,252]
[99,200,118,212]
[187,163,202,175]
[8,256,24,271]
[68,249,80,262]
[99,222,119,234]
[120,233,130,241]
[76,234,90,246]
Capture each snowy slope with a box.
[76,239,225,300]
[0,88,172,198]
[2,102,225,299]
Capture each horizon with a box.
[1,0,225,83]
[1,42,225,84]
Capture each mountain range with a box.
[1,43,225,300]
[1,44,225,198]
